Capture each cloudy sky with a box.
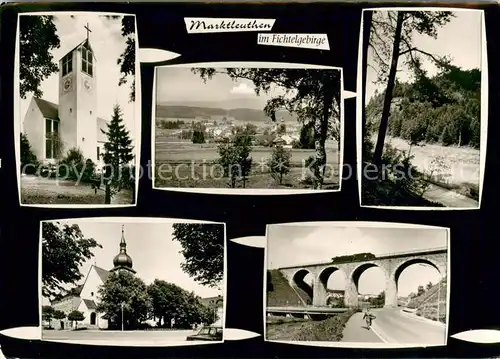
[156,67,287,109]
[365,9,482,101]
[42,220,223,305]
[19,13,136,137]
[267,224,448,297]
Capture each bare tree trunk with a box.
[105,181,111,204]
[313,76,335,189]
[372,11,405,167]
[362,11,372,160]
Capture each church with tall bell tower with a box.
[23,23,108,167]
[50,224,137,330]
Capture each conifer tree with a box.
[101,105,134,204]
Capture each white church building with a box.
[23,29,109,168]
[50,225,137,330]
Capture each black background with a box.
[0,1,499,358]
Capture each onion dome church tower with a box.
[110,225,136,274]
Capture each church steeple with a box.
[110,225,136,274]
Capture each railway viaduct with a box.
[278,247,447,308]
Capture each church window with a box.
[70,108,72,113]
[97,146,100,160]
[81,43,93,77]
[91,292,94,297]
[45,119,59,159]
[62,53,73,76]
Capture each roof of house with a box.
[34,98,59,120]
[32,98,108,141]
[199,295,224,307]
[82,299,97,310]
[93,265,110,283]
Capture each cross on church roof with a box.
[84,22,92,40]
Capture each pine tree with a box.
[101,105,134,204]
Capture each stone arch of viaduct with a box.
[278,248,447,308]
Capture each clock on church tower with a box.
[58,22,98,163]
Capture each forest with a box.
[366,65,481,149]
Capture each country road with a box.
[342,308,447,345]
[341,312,382,343]
[422,183,479,208]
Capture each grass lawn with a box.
[154,140,340,189]
[154,163,340,189]
[21,175,134,205]
[266,310,358,341]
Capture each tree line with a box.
[43,274,217,330]
[366,66,480,149]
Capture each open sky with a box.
[19,13,136,139]
[156,67,287,109]
[365,9,482,101]
[267,225,448,297]
[42,220,223,305]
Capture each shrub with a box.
[362,142,437,206]
[20,133,39,174]
[58,148,96,183]
[291,309,358,342]
[119,164,135,190]
[291,139,302,149]
[192,130,205,144]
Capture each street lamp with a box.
[121,302,124,332]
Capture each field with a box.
[386,137,480,187]
[154,136,340,189]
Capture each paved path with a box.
[341,308,446,345]
[371,308,446,345]
[423,183,478,208]
[341,312,382,343]
[43,329,198,346]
